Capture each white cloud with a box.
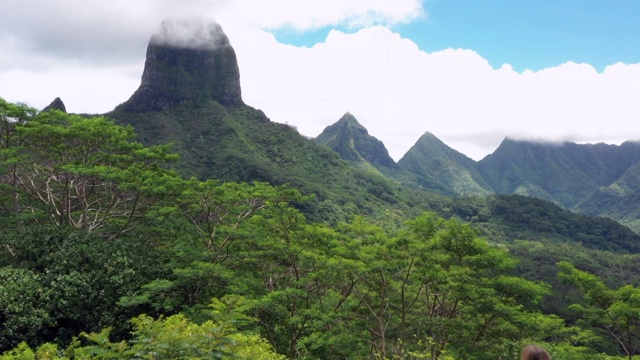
[233,25,640,160]
[151,19,230,49]
[0,65,141,114]
[1,0,639,161]
[217,0,425,29]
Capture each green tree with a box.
[0,226,166,350]
[335,213,555,359]
[249,203,339,359]
[0,267,51,351]
[1,296,283,360]
[334,216,407,359]
[118,181,308,319]
[0,99,36,229]
[81,295,282,359]
[177,180,302,263]
[410,215,554,359]
[558,261,640,359]
[0,102,180,239]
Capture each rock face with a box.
[42,97,66,113]
[117,20,243,112]
[315,112,396,169]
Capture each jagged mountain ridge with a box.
[106,20,418,217]
[316,116,640,231]
[314,114,490,196]
[477,138,640,207]
[83,17,640,233]
[475,139,640,233]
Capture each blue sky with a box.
[273,0,640,72]
[1,0,640,160]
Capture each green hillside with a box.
[385,132,640,231]
[397,131,490,196]
[314,112,396,171]
[106,30,422,223]
[477,139,640,231]
[110,101,424,223]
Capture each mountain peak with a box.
[116,19,243,112]
[338,112,356,121]
[398,131,489,196]
[42,97,66,113]
[416,131,439,141]
[316,113,396,168]
[336,112,367,131]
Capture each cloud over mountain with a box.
[150,19,230,50]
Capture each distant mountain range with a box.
[100,25,423,220]
[315,113,640,231]
[40,20,640,234]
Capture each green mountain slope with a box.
[111,99,422,218]
[574,157,640,232]
[314,112,396,171]
[477,138,640,209]
[484,194,640,252]
[397,132,490,196]
[106,25,432,221]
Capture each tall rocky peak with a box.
[117,19,243,112]
[315,112,396,168]
[42,97,66,113]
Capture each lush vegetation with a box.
[397,132,489,197]
[2,99,640,359]
[314,112,396,170]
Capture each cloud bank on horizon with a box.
[1,0,639,161]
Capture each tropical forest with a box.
[1,20,639,360]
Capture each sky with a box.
[1,0,640,161]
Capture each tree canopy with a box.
[1,98,639,359]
